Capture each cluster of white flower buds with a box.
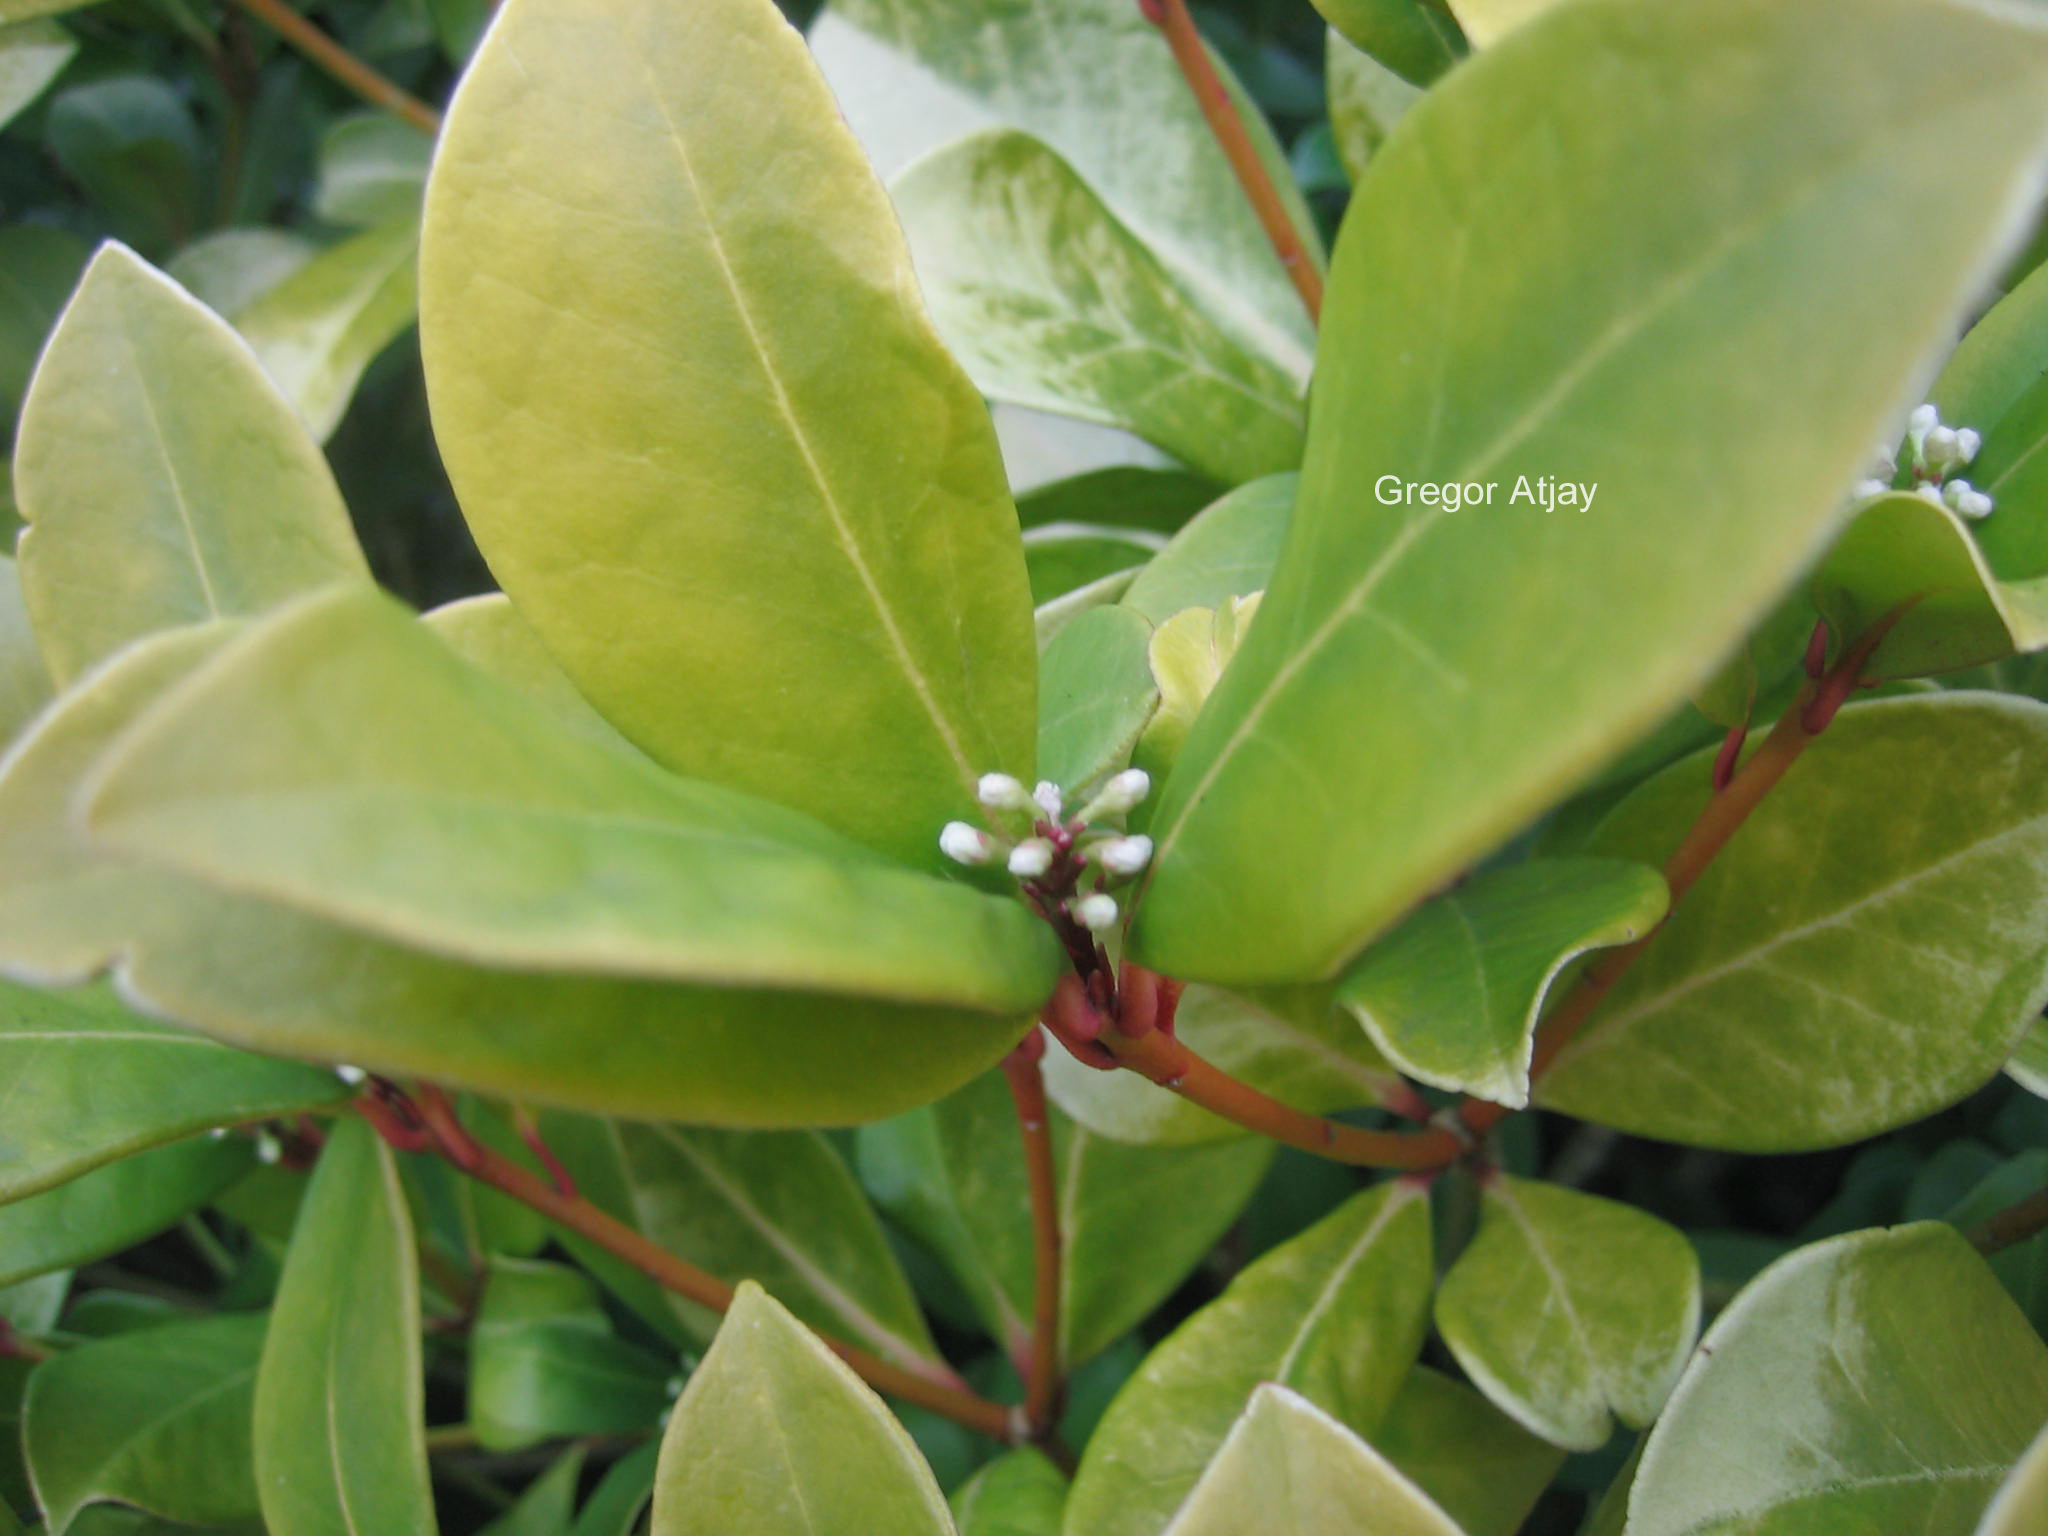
[939,768,1154,934]
[1854,403,1994,519]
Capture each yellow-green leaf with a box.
[420,0,1035,871]
[13,244,366,684]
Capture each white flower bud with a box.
[976,773,1033,812]
[255,1131,282,1166]
[1914,483,1947,507]
[1956,427,1982,467]
[335,1064,368,1086]
[1096,834,1154,877]
[1923,424,1962,476]
[940,821,996,866]
[1072,893,1120,931]
[1008,838,1055,878]
[1852,478,1891,501]
[1945,479,1996,519]
[1908,402,1940,437]
[1032,781,1064,821]
[1078,768,1151,821]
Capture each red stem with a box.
[1140,0,1323,324]
[1002,1036,1065,1439]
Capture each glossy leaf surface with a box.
[254,1119,435,1536]
[1038,604,1158,794]
[1161,1384,1465,1536]
[1435,1175,1699,1451]
[953,1449,1065,1536]
[1373,1367,1563,1536]
[0,980,344,1202]
[1119,475,1292,625]
[894,130,1304,487]
[1065,1182,1431,1536]
[0,624,1036,1126]
[0,1137,248,1286]
[14,244,365,684]
[1134,0,2048,985]
[24,1314,263,1535]
[84,585,1058,1013]
[1337,858,1667,1108]
[0,20,71,132]
[1543,697,2048,1149]
[1309,0,1463,86]
[1632,1224,2048,1536]
[649,1283,952,1536]
[421,0,1036,871]
[813,0,1316,382]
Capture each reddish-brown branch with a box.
[1968,1187,2048,1256]
[1460,609,1908,1140]
[366,1093,1018,1443]
[1002,1035,1065,1439]
[225,0,442,136]
[1139,0,1323,323]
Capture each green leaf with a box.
[166,230,317,321]
[314,112,432,227]
[426,0,489,62]
[1044,983,1398,1146]
[419,0,1036,872]
[0,1137,249,1286]
[0,0,90,21]
[572,1443,658,1536]
[0,20,71,132]
[1372,1367,1563,1536]
[1542,696,2048,1150]
[605,1121,948,1376]
[255,1118,435,1536]
[0,981,345,1203]
[1812,491,2048,679]
[1935,259,2048,438]
[477,1448,586,1536]
[14,244,366,685]
[1446,0,1557,48]
[421,592,640,753]
[812,0,1317,384]
[1038,605,1158,795]
[863,1068,1271,1367]
[0,557,51,747]
[1016,467,1222,536]
[0,622,1043,1127]
[1337,858,1668,1108]
[650,1282,952,1536]
[237,218,420,442]
[1978,1418,2048,1536]
[1435,1175,1699,1451]
[1066,1182,1431,1536]
[1162,1383,1466,1536]
[1037,568,1140,652]
[1326,28,1423,185]
[23,1313,263,1535]
[1631,1223,2048,1536]
[1025,522,1162,606]
[1119,474,1293,625]
[469,1258,673,1452]
[893,130,1305,487]
[1129,595,1263,794]
[1132,0,2048,987]
[83,584,1056,1013]
[41,78,199,256]
[952,1448,1064,1536]
[1308,0,1464,87]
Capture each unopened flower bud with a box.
[1078,768,1151,821]
[1945,479,1996,519]
[1032,781,1064,820]
[1908,402,1939,442]
[1955,427,1982,466]
[1072,893,1119,931]
[255,1131,283,1166]
[1923,424,1963,476]
[940,821,996,866]
[1096,834,1154,877]
[1914,483,1947,507]
[976,773,1033,812]
[1008,838,1055,879]
[335,1064,368,1086]
[1852,478,1891,501]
